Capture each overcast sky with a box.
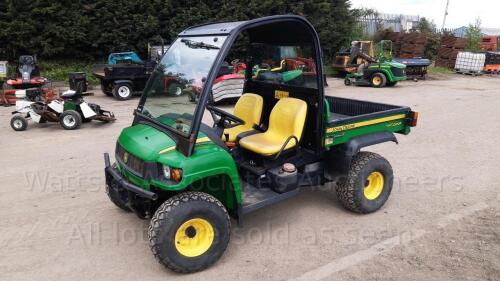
[350,0,499,28]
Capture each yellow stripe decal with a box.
[327,114,406,133]
[196,136,211,143]
[159,136,212,155]
[159,146,175,155]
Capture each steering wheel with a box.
[206,105,244,129]
[231,59,240,65]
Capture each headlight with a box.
[162,165,171,180]
[162,165,183,182]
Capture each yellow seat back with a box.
[234,93,263,130]
[268,97,308,144]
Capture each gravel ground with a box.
[0,74,499,281]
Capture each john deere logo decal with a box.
[123,152,129,163]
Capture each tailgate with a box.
[324,97,418,147]
[92,64,107,79]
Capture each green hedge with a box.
[0,0,357,63]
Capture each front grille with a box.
[116,143,145,177]
[391,67,406,77]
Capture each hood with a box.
[118,124,176,162]
[388,61,406,69]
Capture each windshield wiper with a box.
[181,39,220,50]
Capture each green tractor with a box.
[104,16,418,273]
[345,40,407,87]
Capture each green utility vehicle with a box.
[345,40,407,87]
[104,16,419,273]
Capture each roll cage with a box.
[134,15,325,157]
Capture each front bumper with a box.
[104,153,158,200]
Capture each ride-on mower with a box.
[103,15,418,273]
[11,73,115,131]
[1,55,57,106]
[344,40,407,87]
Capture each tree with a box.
[0,0,358,62]
[465,18,482,52]
[417,17,439,60]
[417,17,437,34]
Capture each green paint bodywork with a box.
[367,61,406,83]
[116,124,241,211]
[63,100,76,111]
[115,109,412,212]
[282,70,304,82]
[324,114,411,147]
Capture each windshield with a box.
[139,36,226,136]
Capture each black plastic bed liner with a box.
[326,96,410,125]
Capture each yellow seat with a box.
[239,97,307,156]
[223,93,263,142]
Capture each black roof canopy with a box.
[179,15,316,45]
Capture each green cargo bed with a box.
[324,96,414,147]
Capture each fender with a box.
[325,132,398,177]
[364,68,391,81]
[113,80,134,86]
[79,102,97,118]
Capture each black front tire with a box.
[336,152,393,214]
[148,192,231,273]
[59,110,82,130]
[344,78,352,86]
[11,115,28,131]
[101,81,113,96]
[113,83,133,100]
[371,73,387,88]
[167,82,183,96]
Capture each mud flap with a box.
[80,102,97,118]
[48,100,64,113]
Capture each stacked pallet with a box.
[384,31,403,55]
[435,36,467,68]
[398,33,427,58]
[483,52,500,73]
[384,32,427,58]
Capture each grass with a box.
[37,60,100,85]
[323,64,340,77]
[6,60,101,85]
[427,66,453,75]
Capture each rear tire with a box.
[167,82,183,96]
[113,83,133,100]
[371,73,387,88]
[344,78,352,86]
[10,115,28,131]
[336,152,393,214]
[149,192,231,273]
[100,81,113,96]
[59,110,82,130]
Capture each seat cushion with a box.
[223,93,263,142]
[239,131,298,156]
[223,125,250,142]
[239,97,307,156]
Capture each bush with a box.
[0,0,358,64]
[38,61,99,84]
[6,60,99,84]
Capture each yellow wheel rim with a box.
[363,171,384,200]
[174,218,214,257]
[372,76,382,86]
